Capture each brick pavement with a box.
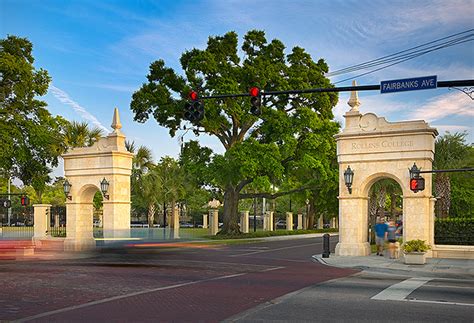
[1,236,356,322]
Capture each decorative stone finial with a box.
[111,107,122,133]
[207,199,222,209]
[347,80,361,111]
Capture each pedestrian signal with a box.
[21,195,29,206]
[410,177,425,193]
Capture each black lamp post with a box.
[100,178,110,200]
[344,166,354,194]
[63,179,72,200]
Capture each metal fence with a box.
[0,206,34,239]
[49,206,66,237]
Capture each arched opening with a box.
[367,178,403,249]
[68,184,101,244]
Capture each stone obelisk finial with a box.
[111,107,122,133]
[347,80,361,112]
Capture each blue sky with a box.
[2,0,473,174]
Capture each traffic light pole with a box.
[412,168,474,174]
[199,79,474,100]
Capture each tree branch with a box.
[236,178,253,192]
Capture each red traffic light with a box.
[189,91,198,101]
[249,87,260,97]
[410,178,418,191]
[410,177,425,192]
[21,196,29,206]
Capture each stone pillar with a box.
[263,212,268,231]
[303,214,307,230]
[297,213,303,230]
[286,212,293,231]
[335,197,370,256]
[209,209,219,235]
[264,211,274,231]
[403,196,433,257]
[33,204,51,244]
[54,214,60,228]
[202,214,208,229]
[240,211,249,233]
[64,202,96,251]
[318,215,324,229]
[331,217,337,228]
[103,200,130,240]
[172,206,180,239]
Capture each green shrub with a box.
[207,228,338,240]
[435,217,474,245]
[402,239,431,253]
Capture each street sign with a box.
[381,75,437,94]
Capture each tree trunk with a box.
[147,203,155,227]
[221,185,241,235]
[307,199,315,229]
[435,174,451,218]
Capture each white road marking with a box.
[371,277,432,301]
[230,242,321,257]
[15,271,251,322]
[405,299,474,307]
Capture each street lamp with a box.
[100,178,110,200]
[344,166,354,194]
[63,179,72,200]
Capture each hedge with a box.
[435,217,474,245]
[207,228,338,240]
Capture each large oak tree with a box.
[131,30,339,234]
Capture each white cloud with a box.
[49,85,110,133]
[409,92,474,122]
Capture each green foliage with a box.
[130,30,339,233]
[402,239,431,253]
[0,35,67,195]
[64,121,103,148]
[435,217,474,245]
[209,228,338,240]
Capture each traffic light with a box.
[410,177,425,193]
[183,91,204,123]
[0,199,11,208]
[249,87,261,116]
[21,195,29,206]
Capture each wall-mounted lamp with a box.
[63,179,72,200]
[344,166,354,194]
[100,178,110,200]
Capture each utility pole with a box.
[7,176,11,226]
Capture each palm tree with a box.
[433,132,470,218]
[156,157,186,226]
[64,121,103,148]
[134,166,162,226]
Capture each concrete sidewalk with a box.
[313,253,474,278]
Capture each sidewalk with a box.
[313,252,474,278]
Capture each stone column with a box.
[335,197,370,256]
[54,214,60,228]
[263,212,268,231]
[33,204,51,244]
[297,213,303,230]
[318,215,324,229]
[403,195,433,258]
[209,209,219,235]
[331,217,336,228]
[240,211,249,233]
[264,211,274,231]
[103,200,130,240]
[172,206,180,239]
[286,212,293,231]
[202,214,208,229]
[64,202,96,251]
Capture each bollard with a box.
[322,233,330,258]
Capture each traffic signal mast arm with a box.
[411,168,474,175]
[199,79,474,100]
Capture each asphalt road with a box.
[1,235,353,322]
[2,236,472,322]
[229,270,474,322]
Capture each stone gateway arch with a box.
[335,86,437,257]
[62,109,133,251]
